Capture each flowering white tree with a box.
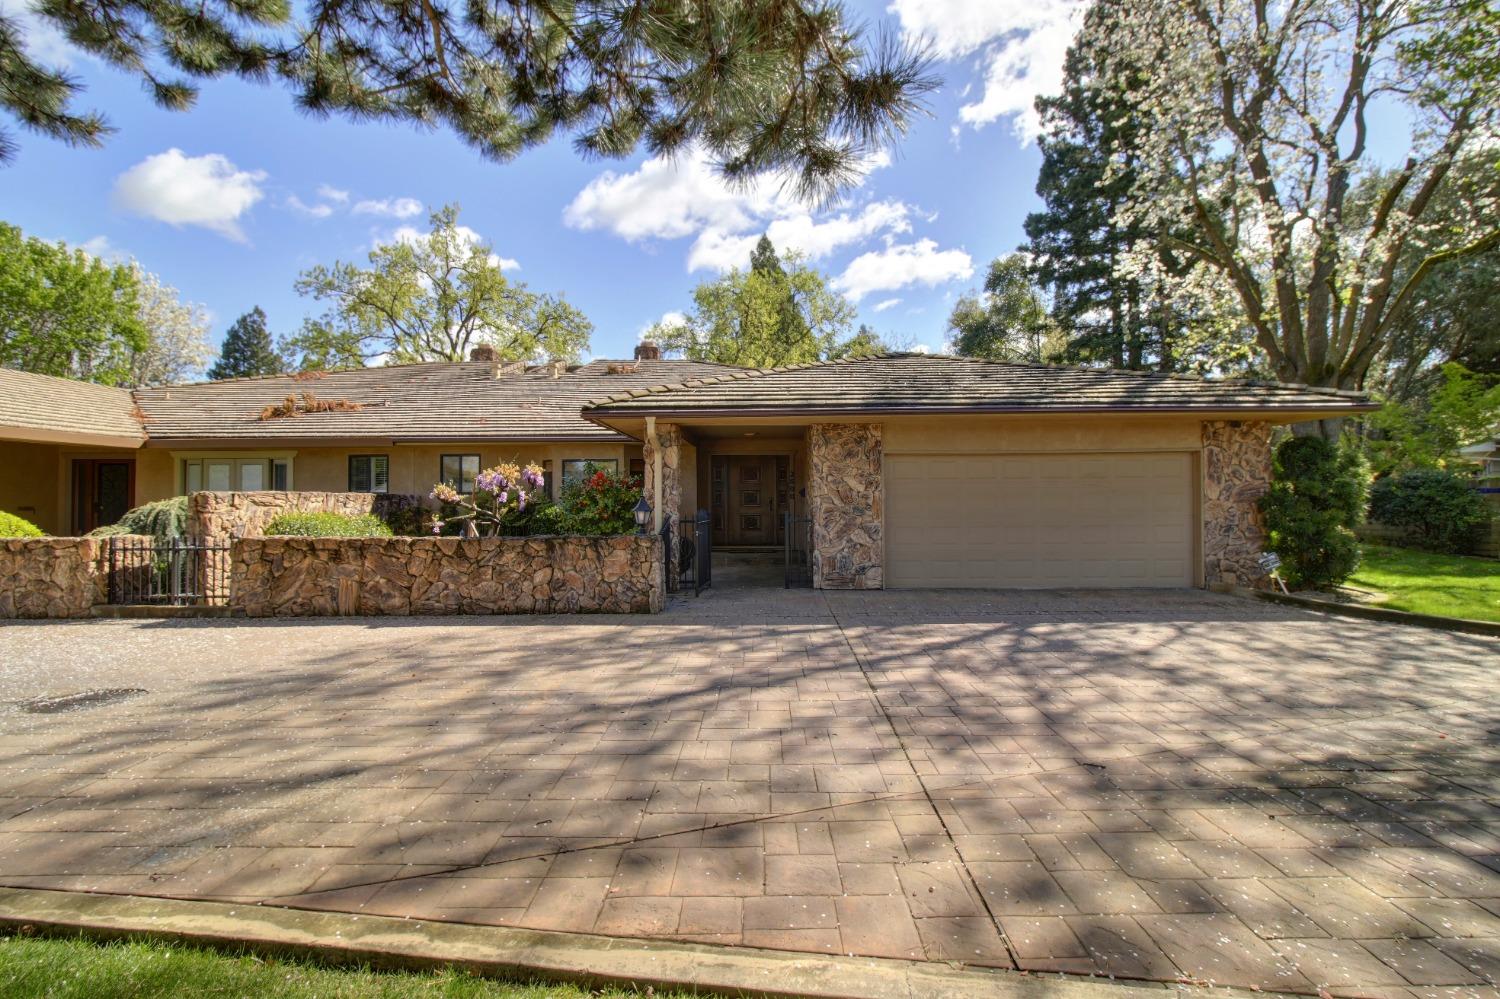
[1089,0,1499,432]
[125,268,213,387]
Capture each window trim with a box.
[562,458,619,492]
[439,453,481,493]
[174,451,296,493]
[348,454,390,494]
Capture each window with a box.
[629,458,645,482]
[562,458,618,491]
[349,455,389,493]
[440,454,480,493]
[181,457,293,493]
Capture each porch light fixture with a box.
[633,496,652,534]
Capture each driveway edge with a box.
[1220,585,1500,637]
[0,886,1261,999]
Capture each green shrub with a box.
[264,512,393,538]
[88,496,188,544]
[1259,436,1368,590]
[558,465,643,535]
[1368,468,1489,553]
[0,511,44,537]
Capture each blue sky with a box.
[0,0,1087,365]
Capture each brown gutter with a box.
[582,401,1379,421]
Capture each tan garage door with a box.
[886,452,1196,588]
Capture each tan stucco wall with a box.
[882,414,1202,453]
[0,440,142,534]
[140,442,642,501]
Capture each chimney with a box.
[634,340,661,361]
[469,344,496,363]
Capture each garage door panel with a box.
[886,452,1194,588]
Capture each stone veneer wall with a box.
[1202,420,1273,588]
[231,535,664,616]
[187,491,423,539]
[0,538,100,618]
[641,423,682,529]
[0,536,153,618]
[807,423,884,589]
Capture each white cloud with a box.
[353,197,423,219]
[564,145,908,273]
[888,0,1086,141]
[382,223,519,271]
[285,194,334,219]
[112,149,266,242]
[833,239,975,301]
[639,311,688,341]
[317,184,350,204]
[872,297,903,313]
[911,343,935,354]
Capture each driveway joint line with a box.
[821,593,1026,972]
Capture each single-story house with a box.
[2,348,1373,590]
[0,345,729,534]
[582,353,1374,590]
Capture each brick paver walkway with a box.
[1,589,1497,996]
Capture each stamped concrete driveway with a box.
[1,588,1498,997]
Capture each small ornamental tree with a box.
[1259,437,1369,590]
[1369,468,1490,553]
[430,463,546,536]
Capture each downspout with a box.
[646,416,661,532]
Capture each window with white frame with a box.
[181,457,292,493]
[348,455,389,493]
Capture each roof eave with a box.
[583,402,1380,421]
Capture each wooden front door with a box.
[715,456,778,546]
[72,459,134,534]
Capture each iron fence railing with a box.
[660,511,711,597]
[783,513,812,588]
[102,535,231,606]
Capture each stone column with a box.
[807,423,883,589]
[1202,420,1273,588]
[642,422,682,530]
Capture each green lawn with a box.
[0,934,668,999]
[1349,544,1500,623]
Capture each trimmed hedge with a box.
[264,512,394,538]
[1259,436,1368,590]
[0,511,44,537]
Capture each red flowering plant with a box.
[429,462,546,537]
[559,464,644,535]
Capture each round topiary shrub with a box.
[1258,436,1368,590]
[1368,468,1489,553]
[0,511,44,537]
[263,512,394,538]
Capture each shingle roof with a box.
[132,359,735,442]
[0,368,144,441]
[584,353,1376,416]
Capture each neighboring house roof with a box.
[584,353,1378,417]
[132,359,735,443]
[0,368,145,444]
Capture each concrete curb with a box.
[1229,586,1500,637]
[0,886,1272,999]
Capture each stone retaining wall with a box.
[231,535,664,616]
[0,538,100,618]
[188,491,424,539]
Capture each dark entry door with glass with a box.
[714,455,779,546]
[72,459,134,533]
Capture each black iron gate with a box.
[783,513,812,588]
[102,535,231,606]
[660,509,711,596]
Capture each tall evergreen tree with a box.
[1022,0,1189,372]
[2,0,935,205]
[209,307,282,380]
